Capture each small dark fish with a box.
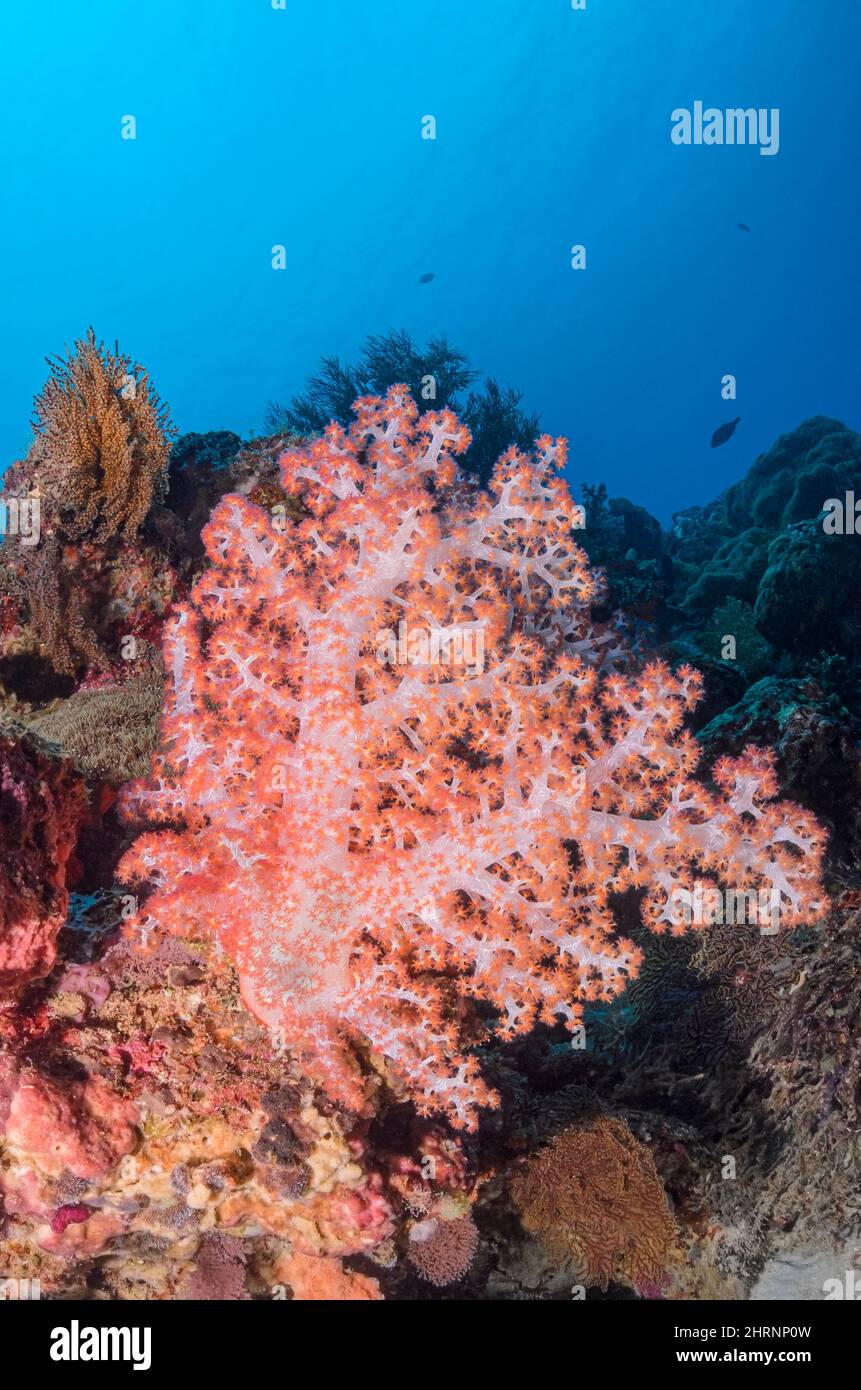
[737,222,751,232]
[711,417,741,448]
[418,272,435,284]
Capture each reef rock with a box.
[754,517,861,656]
[0,723,87,993]
[671,417,861,618]
[697,676,861,856]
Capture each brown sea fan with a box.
[511,1115,679,1292]
[30,327,174,542]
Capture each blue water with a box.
[2,0,858,521]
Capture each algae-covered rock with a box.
[698,676,861,855]
[604,496,663,561]
[160,430,242,560]
[693,597,777,685]
[667,639,747,730]
[754,517,861,655]
[671,417,861,619]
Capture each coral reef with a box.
[575,415,861,869]
[0,914,453,1302]
[0,353,857,1304]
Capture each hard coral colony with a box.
[119,387,826,1129]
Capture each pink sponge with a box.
[4,1064,138,1180]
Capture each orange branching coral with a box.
[510,1116,679,1292]
[119,387,826,1129]
[30,327,174,541]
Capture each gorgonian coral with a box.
[119,388,826,1128]
[1,330,180,681]
[29,327,174,542]
[511,1115,678,1293]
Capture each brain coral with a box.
[119,387,826,1129]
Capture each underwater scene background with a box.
[1,0,860,1318]
[3,0,860,516]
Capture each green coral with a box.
[755,518,861,655]
[671,417,861,619]
[699,598,776,682]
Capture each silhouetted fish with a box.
[711,417,741,448]
[737,222,751,232]
[418,272,435,284]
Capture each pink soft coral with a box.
[119,388,826,1128]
